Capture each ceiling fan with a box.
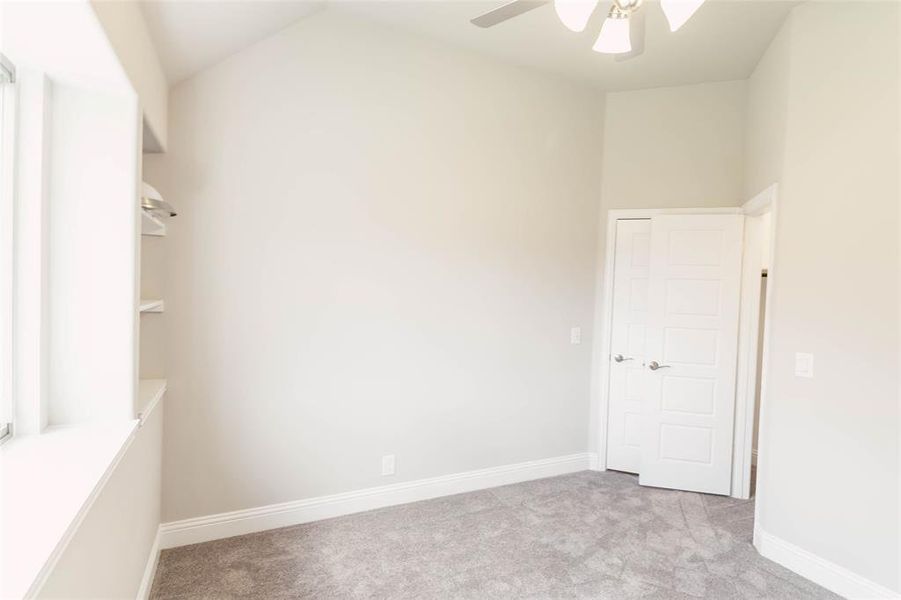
[471,0,706,59]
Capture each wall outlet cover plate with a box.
[794,352,814,378]
[381,454,396,476]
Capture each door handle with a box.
[613,354,633,363]
[648,361,670,371]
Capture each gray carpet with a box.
[150,471,838,599]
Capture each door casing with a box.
[732,184,779,500]
[593,204,775,499]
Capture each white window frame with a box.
[0,53,17,444]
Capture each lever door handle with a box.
[648,361,670,371]
[613,354,633,363]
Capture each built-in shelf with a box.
[139,299,164,313]
[141,210,166,237]
[137,379,167,424]
[1,420,138,600]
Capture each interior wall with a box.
[91,0,168,151]
[37,407,163,599]
[743,19,791,199]
[589,79,748,455]
[144,9,605,522]
[599,80,747,211]
[748,2,899,592]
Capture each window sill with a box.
[0,419,139,598]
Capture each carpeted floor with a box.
[150,470,838,599]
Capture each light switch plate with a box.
[570,327,581,345]
[381,454,396,476]
[794,353,814,378]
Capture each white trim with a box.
[593,206,742,472]
[137,379,166,425]
[741,184,778,217]
[139,299,164,314]
[160,452,595,549]
[748,184,779,517]
[13,71,52,435]
[732,218,763,497]
[0,55,16,436]
[755,528,900,599]
[140,210,166,237]
[135,529,160,600]
[731,184,778,498]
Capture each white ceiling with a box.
[140,0,797,90]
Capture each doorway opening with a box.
[732,185,778,502]
[595,186,779,503]
[751,268,767,496]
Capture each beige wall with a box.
[38,407,163,599]
[590,80,748,453]
[144,10,605,522]
[749,2,899,592]
[91,0,168,151]
[744,20,791,199]
[600,80,747,211]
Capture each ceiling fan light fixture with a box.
[592,8,631,54]
[660,0,705,32]
[554,0,600,32]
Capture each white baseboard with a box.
[135,529,160,600]
[160,452,595,549]
[755,527,899,599]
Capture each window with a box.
[0,53,16,444]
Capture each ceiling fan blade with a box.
[614,8,645,61]
[471,0,550,28]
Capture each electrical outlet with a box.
[570,327,581,345]
[381,454,396,476]
[794,353,814,378]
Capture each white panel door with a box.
[606,219,651,474]
[639,214,744,495]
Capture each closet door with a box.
[639,214,744,495]
[606,219,651,473]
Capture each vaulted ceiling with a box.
[140,0,797,91]
[139,0,326,84]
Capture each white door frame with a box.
[732,184,779,499]
[593,206,743,476]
